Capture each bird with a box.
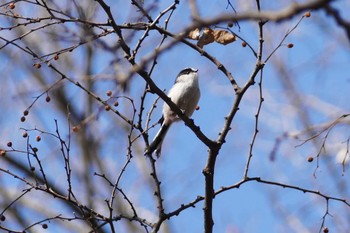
[145,67,201,157]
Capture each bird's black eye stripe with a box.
[178,68,194,76]
[174,68,197,83]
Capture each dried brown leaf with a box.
[187,28,200,40]
[213,30,236,45]
[197,27,215,48]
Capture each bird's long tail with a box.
[144,123,170,158]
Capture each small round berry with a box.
[105,105,111,111]
[22,132,28,138]
[23,110,29,116]
[106,90,112,97]
[241,41,247,47]
[30,166,35,171]
[307,156,314,162]
[36,135,41,142]
[34,63,41,69]
[287,43,294,48]
[21,116,26,122]
[54,54,59,60]
[0,215,5,221]
[9,3,15,9]
[195,105,200,111]
[7,142,12,147]
[42,223,48,229]
[304,11,311,18]
[45,96,51,102]
[72,126,79,133]
[32,147,38,153]
[227,21,234,28]
[323,227,329,233]
[113,101,119,107]
[0,150,6,156]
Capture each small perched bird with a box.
[145,67,201,157]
